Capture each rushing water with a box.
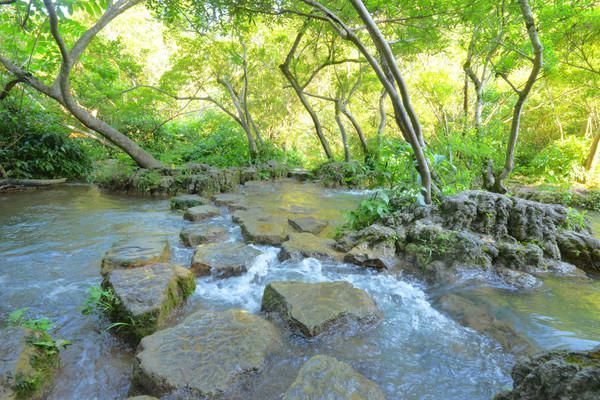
[0,183,598,400]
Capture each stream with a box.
[0,183,598,400]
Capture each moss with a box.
[13,330,60,400]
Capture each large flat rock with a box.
[283,355,385,400]
[280,233,344,262]
[191,242,261,278]
[288,217,328,234]
[104,263,196,341]
[179,224,227,247]
[132,309,282,399]
[100,237,170,276]
[261,281,383,337]
[1,327,59,400]
[212,193,248,210]
[183,205,220,222]
[233,210,289,245]
[170,194,209,210]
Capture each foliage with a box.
[519,137,590,184]
[344,191,391,232]
[564,208,588,231]
[0,105,91,179]
[81,285,132,332]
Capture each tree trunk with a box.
[341,105,369,161]
[585,133,600,173]
[335,102,350,162]
[280,28,333,160]
[0,0,163,169]
[492,0,543,193]
[347,0,432,202]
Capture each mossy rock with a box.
[183,205,220,222]
[103,263,196,342]
[0,327,60,400]
[169,194,209,210]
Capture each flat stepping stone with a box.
[261,281,382,337]
[1,327,59,400]
[101,237,170,276]
[104,263,196,341]
[180,224,227,247]
[233,210,289,245]
[280,233,344,262]
[183,205,220,222]
[283,355,385,400]
[170,194,209,210]
[191,242,261,278]
[132,309,282,399]
[212,193,247,210]
[288,217,328,234]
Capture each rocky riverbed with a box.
[0,180,599,399]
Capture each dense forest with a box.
[0,0,598,201]
[1,2,599,400]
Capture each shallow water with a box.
[0,183,598,399]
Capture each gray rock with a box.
[170,194,208,210]
[233,210,289,245]
[183,205,220,222]
[104,263,196,341]
[126,396,159,400]
[280,233,344,262]
[261,281,382,337]
[191,242,261,278]
[288,217,328,234]
[132,309,282,399]
[212,193,247,210]
[101,238,170,276]
[494,346,600,400]
[283,355,385,400]
[345,240,400,270]
[1,327,59,400]
[179,224,227,247]
[557,231,600,273]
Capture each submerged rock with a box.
[132,309,282,399]
[183,204,220,222]
[283,355,385,400]
[179,224,227,247]
[288,216,328,234]
[233,210,289,245]
[191,242,261,277]
[100,237,170,276]
[434,293,534,354]
[261,281,382,337]
[494,346,600,400]
[0,327,59,400]
[280,233,344,262]
[169,194,208,210]
[104,263,196,341]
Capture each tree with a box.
[0,0,163,168]
[484,0,543,193]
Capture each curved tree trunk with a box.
[280,28,334,161]
[0,0,163,169]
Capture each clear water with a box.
[0,183,598,399]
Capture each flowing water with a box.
[0,183,598,400]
